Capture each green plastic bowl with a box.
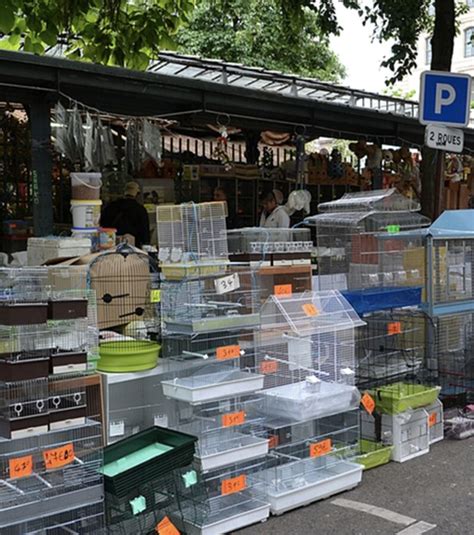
[372,382,441,415]
[98,340,160,372]
[356,440,393,470]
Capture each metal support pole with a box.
[29,97,53,236]
[433,149,444,220]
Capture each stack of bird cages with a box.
[89,244,161,373]
[250,290,364,513]
[157,201,229,279]
[305,189,430,309]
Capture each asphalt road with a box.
[236,438,474,534]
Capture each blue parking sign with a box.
[419,71,471,127]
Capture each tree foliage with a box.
[176,0,345,81]
[0,0,196,69]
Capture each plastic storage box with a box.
[356,439,393,470]
[371,382,441,414]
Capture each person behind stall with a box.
[213,186,240,229]
[101,181,150,247]
[259,189,290,228]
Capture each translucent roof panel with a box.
[428,210,474,238]
[260,290,365,337]
[317,189,421,213]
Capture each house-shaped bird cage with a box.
[89,244,161,373]
[305,189,430,310]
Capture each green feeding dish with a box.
[356,440,393,470]
[372,382,440,415]
[98,340,160,372]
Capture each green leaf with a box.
[23,36,34,52]
[0,38,17,51]
[159,34,177,50]
[8,32,21,47]
[40,29,57,46]
[0,8,15,33]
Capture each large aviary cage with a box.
[305,189,430,299]
[255,290,364,422]
[89,244,161,373]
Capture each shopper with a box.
[213,186,240,229]
[101,181,150,247]
[259,189,290,228]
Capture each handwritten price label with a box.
[428,412,437,428]
[222,411,246,428]
[221,474,246,496]
[9,455,33,480]
[150,290,161,303]
[216,345,241,361]
[214,273,240,295]
[43,443,75,470]
[302,303,319,317]
[309,438,332,458]
[260,360,278,374]
[361,392,376,415]
[156,516,180,535]
[274,284,292,298]
[387,322,402,336]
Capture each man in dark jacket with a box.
[101,181,150,247]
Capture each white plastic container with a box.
[70,200,102,228]
[27,236,92,266]
[71,173,102,200]
[71,227,99,252]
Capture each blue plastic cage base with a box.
[342,286,422,315]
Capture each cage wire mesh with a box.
[227,228,312,256]
[89,244,161,369]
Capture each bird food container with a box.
[99,228,117,251]
[71,227,100,252]
[71,173,102,200]
[70,200,102,229]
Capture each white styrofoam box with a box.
[260,381,360,422]
[161,369,265,404]
[256,460,363,515]
[27,237,91,266]
[381,408,430,463]
[426,399,444,444]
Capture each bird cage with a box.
[89,244,161,373]
[161,267,260,335]
[0,267,48,297]
[157,201,229,278]
[0,421,103,530]
[250,410,361,515]
[178,459,270,535]
[227,228,312,257]
[355,309,426,391]
[50,318,89,375]
[426,210,474,315]
[48,374,87,431]
[168,396,268,472]
[255,290,364,422]
[317,188,422,213]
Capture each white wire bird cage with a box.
[227,228,312,257]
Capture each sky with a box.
[330,4,392,92]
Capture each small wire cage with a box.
[227,228,312,256]
[0,267,48,298]
[157,201,229,265]
[89,244,161,372]
[48,374,88,431]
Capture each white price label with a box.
[214,273,240,295]
[109,420,125,437]
[154,414,168,428]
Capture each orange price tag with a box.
[43,443,75,470]
[221,474,246,496]
[309,438,332,458]
[222,411,246,428]
[216,345,241,361]
[428,412,437,428]
[9,455,33,480]
[260,360,278,374]
[268,435,279,449]
[361,392,376,415]
[156,515,180,535]
[274,284,292,298]
[302,303,319,317]
[387,321,402,336]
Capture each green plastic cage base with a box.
[98,340,160,372]
[371,382,441,415]
[356,440,393,470]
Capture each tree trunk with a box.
[421,0,455,220]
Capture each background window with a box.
[468,0,474,9]
[465,27,474,57]
[426,38,432,65]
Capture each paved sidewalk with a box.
[236,438,474,534]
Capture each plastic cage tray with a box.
[253,460,362,515]
[101,426,197,497]
[260,381,360,422]
[162,368,264,404]
[165,313,261,335]
[342,287,422,315]
[356,440,393,470]
[371,382,441,415]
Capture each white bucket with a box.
[71,173,102,200]
[71,200,102,228]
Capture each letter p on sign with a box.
[419,71,471,127]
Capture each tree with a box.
[0,0,196,69]
[176,0,345,81]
